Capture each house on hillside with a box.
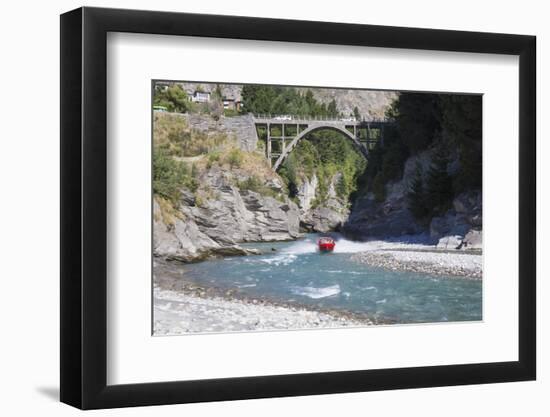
[223,97,243,111]
[190,90,211,103]
[222,97,236,110]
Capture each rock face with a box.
[182,113,259,151]
[188,188,300,243]
[296,173,318,213]
[153,199,262,263]
[342,150,482,251]
[343,193,424,238]
[153,165,300,262]
[296,173,350,233]
[430,191,482,249]
[429,211,471,240]
[342,152,431,239]
[303,207,348,233]
[462,229,482,250]
[304,88,398,120]
[344,187,482,250]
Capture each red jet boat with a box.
[318,236,336,252]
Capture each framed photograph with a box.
[60,6,536,409]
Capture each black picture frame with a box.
[60,6,536,410]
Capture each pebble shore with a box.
[350,248,482,279]
[153,258,374,335]
[154,286,372,335]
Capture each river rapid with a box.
[178,233,482,324]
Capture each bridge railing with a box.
[253,113,345,122]
[252,113,393,124]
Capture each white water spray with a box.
[281,234,379,255]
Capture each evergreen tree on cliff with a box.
[392,93,441,153]
[327,99,338,117]
[407,162,429,219]
[439,95,482,192]
[425,145,453,216]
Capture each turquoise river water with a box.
[182,234,482,324]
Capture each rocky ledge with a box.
[154,164,301,263]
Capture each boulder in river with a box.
[462,229,482,250]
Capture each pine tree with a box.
[425,145,453,216]
[407,162,429,219]
[327,99,338,117]
[372,172,386,202]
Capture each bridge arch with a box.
[272,124,368,171]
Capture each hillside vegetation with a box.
[153,112,286,212]
[279,131,366,207]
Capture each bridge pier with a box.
[266,122,271,165]
[282,124,286,154]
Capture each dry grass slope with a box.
[153,111,289,221]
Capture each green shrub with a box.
[153,85,189,113]
[239,175,263,192]
[226,148,244,168]
[223,108,240,117]
[278,130,366,205]
[206,151,221,168]
[237,175,283,200]
[153,148,196,205]
[194,194,205,208]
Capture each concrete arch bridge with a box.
[253,115,394,170]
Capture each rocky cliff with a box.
[343,150,482,250]
[302,88,398,119]
[295,173,350,233]
[182,113,259,151]
[153,159,356,262]
[153,156,300,262]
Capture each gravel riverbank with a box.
[350,247,482,279]
[154,286,372,335]
[153,258,374,335]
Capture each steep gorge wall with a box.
[342,150,482,249]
